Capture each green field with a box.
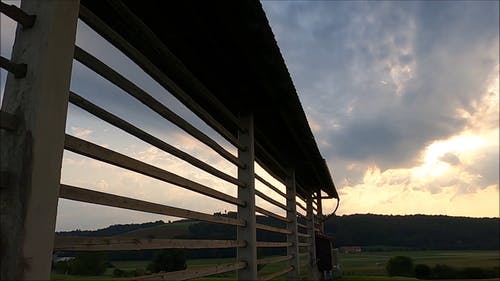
[52,250,499,281]
[340,250,499,276]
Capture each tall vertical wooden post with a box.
[286,169,300,280]
[317,192,324,232]
[0,1,79,280]
[237,113,257,280]
[307,196,319,281]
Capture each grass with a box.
[340,250,500,276]
[51,250,500,280]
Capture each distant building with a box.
[339,246,362,253]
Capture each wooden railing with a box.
[0,2,327,280]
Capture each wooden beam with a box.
[68,91,243,187]
[236,113,257,280]
[255,190,288,211]
[256,255,293,265]
[255,174,287,199]
[0,2,36,29]
[64,134,244,206]
[259,266,293,281]
[256,223,291,235]
[0,1,79,279]
[286,169,300,280]
[255,206,290,223]
[256,242,292,248]
[78,4,244,150]
[307,196,319,281]
[59,184,244,226]
[131,262,246,281]
[54,236,245,251]
[73,46,244,169]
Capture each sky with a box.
[1,1,498,231]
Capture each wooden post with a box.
[286,169,300,280]
[0,0,79,280]
[236,113,257,280]
[317,192,324,232]
[307,196,319,281]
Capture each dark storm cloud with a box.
[262,1,499,184]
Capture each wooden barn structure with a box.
[0,1,339,280]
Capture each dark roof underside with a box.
[81,0,338,199]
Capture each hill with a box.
[56,214,499,255]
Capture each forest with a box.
[56,213,499,261]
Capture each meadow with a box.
[51,250,499,281]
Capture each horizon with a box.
[1,1,498,232]
[56,212,499,233]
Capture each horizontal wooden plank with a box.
[255,174,287,199]
[73,46,244,168]
[297,212,310,221]
[296,201,307,212]
[54,236,245,251]
[259,266,293,281]
[256,255,293,265]
[297,233,311,238]
[255,190,288,211]
[297,222,308,229]
[298,243,311,247]
[256,242,292,248]
[256,223,291,235]
[68,91,243,187]
[59,184,244,226]
[255,143,289,183]
[64,135,244,206]
[78,4,245,150]
[255,206,290,223]
[131,262,246,281]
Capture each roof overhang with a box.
[81,0,338,199]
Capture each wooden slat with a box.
[298,243,311,247]
[255,174,287,199]
[299,252,308,258]
[297,222,308,229]
[259,266,294,281]
[73,46,244,169]
[64,135,244,206]
[78,5,245,150]
[131,262,246,281]
[255,206,290,223]
[0,2,36,29]
[68,91,243,187]
[255,190,288,211]
[257,255,293,265]
[297,233,311,238]
[59,184,244,226]
[296,201,307,212]
[0,110,18,131]
[256,242,292,248]
[255,142,289,182]
[256,223,291,235]
[54,236,245,251]
[297,212,310,221]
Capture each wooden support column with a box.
[317,192,324,232]
[307,196,319,281]
[236,113,257,280]
[286,169,300,280]
[0,1,79,280]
